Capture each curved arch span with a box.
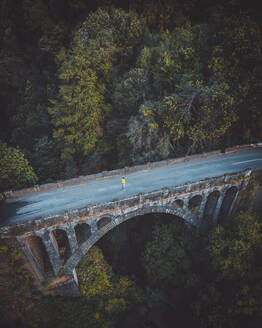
[63,205,196,275]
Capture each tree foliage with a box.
[143,220,200,289]
[49,8,144,166]
[142,82,237,153]
[0,142,38,192]
[195,212,262,328]
[0,238,37,327]
[208,12,262,142]
[143,211,262,328]
[1,1,262,181]
[26,246,142,328]
[49,42,110,162]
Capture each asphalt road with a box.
[1,148,262,226]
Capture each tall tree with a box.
[0,142,37,193]
[194,212,262,328]
[142,82,237,154]
[208,12,262,143]
[49,8,144,172]
[49,39,110,164]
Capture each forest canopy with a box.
[0,0,262,190]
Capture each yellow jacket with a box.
[121,178,126,184]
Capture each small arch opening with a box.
[201,190,220,231]
[218,186,238,225]
[26,235,53,275]
[174,199,184,208]
[52,229,71,265]
[188,195,202,214]
[97,217,112,230]
[75,223,91,246]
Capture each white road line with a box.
[232,158,262,165]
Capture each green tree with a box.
[208,12,262,143]
[142,211,262,328]
[139,26,238,154]
[26,246,142,328]
[77,246,142,310]
[79,8,144,62]
[151,27,197,97]
[0,142,38,193]
[194,212,262,328]
[142,82,237,154]
[49,8,144,171]
[49,37,111,164]
[113,68,148,115]
[143,220,201,311]
[49,9,141,165]
[0,239,36,327]
[130,0,194,31]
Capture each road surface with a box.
[1,148,262,226]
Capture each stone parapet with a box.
[224,143,262,153]
[2,143,261,201]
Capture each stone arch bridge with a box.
[0,168,252,295]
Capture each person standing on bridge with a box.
[121,176,126,190]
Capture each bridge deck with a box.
[1,148,262,226]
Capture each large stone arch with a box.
[63,204,196,275]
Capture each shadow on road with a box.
[0,200,29,226]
